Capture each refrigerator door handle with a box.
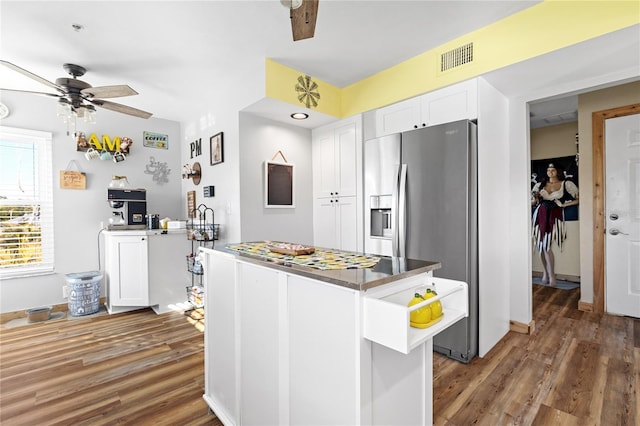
[398,164,407,258]
[391,165,400,256]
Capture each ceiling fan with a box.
[281,0,319,41]
[0,60,152,120]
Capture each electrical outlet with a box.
[100,221,105,229]
[62,285,69,298]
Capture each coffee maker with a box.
[107,188,147,230]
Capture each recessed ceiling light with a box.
[291,112,308,120]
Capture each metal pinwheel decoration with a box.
[295,75,320,108]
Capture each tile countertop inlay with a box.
[201,242,441,291]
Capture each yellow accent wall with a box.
[265,59,342,117]
[266,0,639,118]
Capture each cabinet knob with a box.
[422,123,426,127]
[141,237,146,241]
[330,199,334,203]
[335,198,339,203]
[413,125,418,129]
[330,192,334,196]
[335,192,339,196]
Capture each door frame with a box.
[591,103,640,313]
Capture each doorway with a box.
[529,99,581,291]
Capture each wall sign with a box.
[190,138,202,158]
[75,132,133,154]
[143,131,168,149]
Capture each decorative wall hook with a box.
[182,162,201,185]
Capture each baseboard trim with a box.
[510,319,535,335]
[578,300,593,312]
[0,297,107,325]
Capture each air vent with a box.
[441,42,474,72]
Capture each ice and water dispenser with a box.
[369,195,392,238]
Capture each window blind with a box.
[0,126,54,278]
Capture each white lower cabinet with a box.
[104,230,189,314]
[313,195,357,251]
[201,248,469,425]
[105,233,149,311]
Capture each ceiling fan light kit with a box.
[0,60,153,127]
[280,0,302,10]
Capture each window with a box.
[0,126,54,278]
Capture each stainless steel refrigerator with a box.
[364,119,478,363]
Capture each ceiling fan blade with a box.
[0,60,63,92]
[291,0,319,41]
[81,85,138,99]
[0,87,61,98]
[89,99,152,119]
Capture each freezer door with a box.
[364,134,401,256]
[401,120,478,362]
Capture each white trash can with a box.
[65,271,102,316]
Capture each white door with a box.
[605,113,640,318]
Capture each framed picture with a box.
[265,161,295,208]
[210,132,224,166]
[531,155,579,220]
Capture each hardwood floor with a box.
[433,284,639,425]
[0,308,222,425]
[1,286,637,425]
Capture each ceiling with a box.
[0,0,544,125]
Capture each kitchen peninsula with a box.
[199,242,468,425]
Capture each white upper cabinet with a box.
[421,78,477,127]
[374,79,478,138]
[374,97,422,138]
[312,119,359,198]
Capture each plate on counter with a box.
[267,242,315,256]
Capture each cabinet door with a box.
[337,196,357,252]
[313,197,338,249]
[107,235,149,306]
[312,129,337,198]
[335,122,357,197]
[420,79,478,127]
[203,251,238,425]
[238,263,281,425]
[288,275,359,425]
[375,97,421,137]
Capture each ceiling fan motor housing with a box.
[63,63,87,78]
[55,77,91,108]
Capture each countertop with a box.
[200,242,441,291]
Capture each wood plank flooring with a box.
[0,308,222,425]
[1,285,637,425]
[433,284,639,425]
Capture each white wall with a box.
[476,78,511,356]
[0,91,182,313]
[178,57,267,248]
[238,113,314,245]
